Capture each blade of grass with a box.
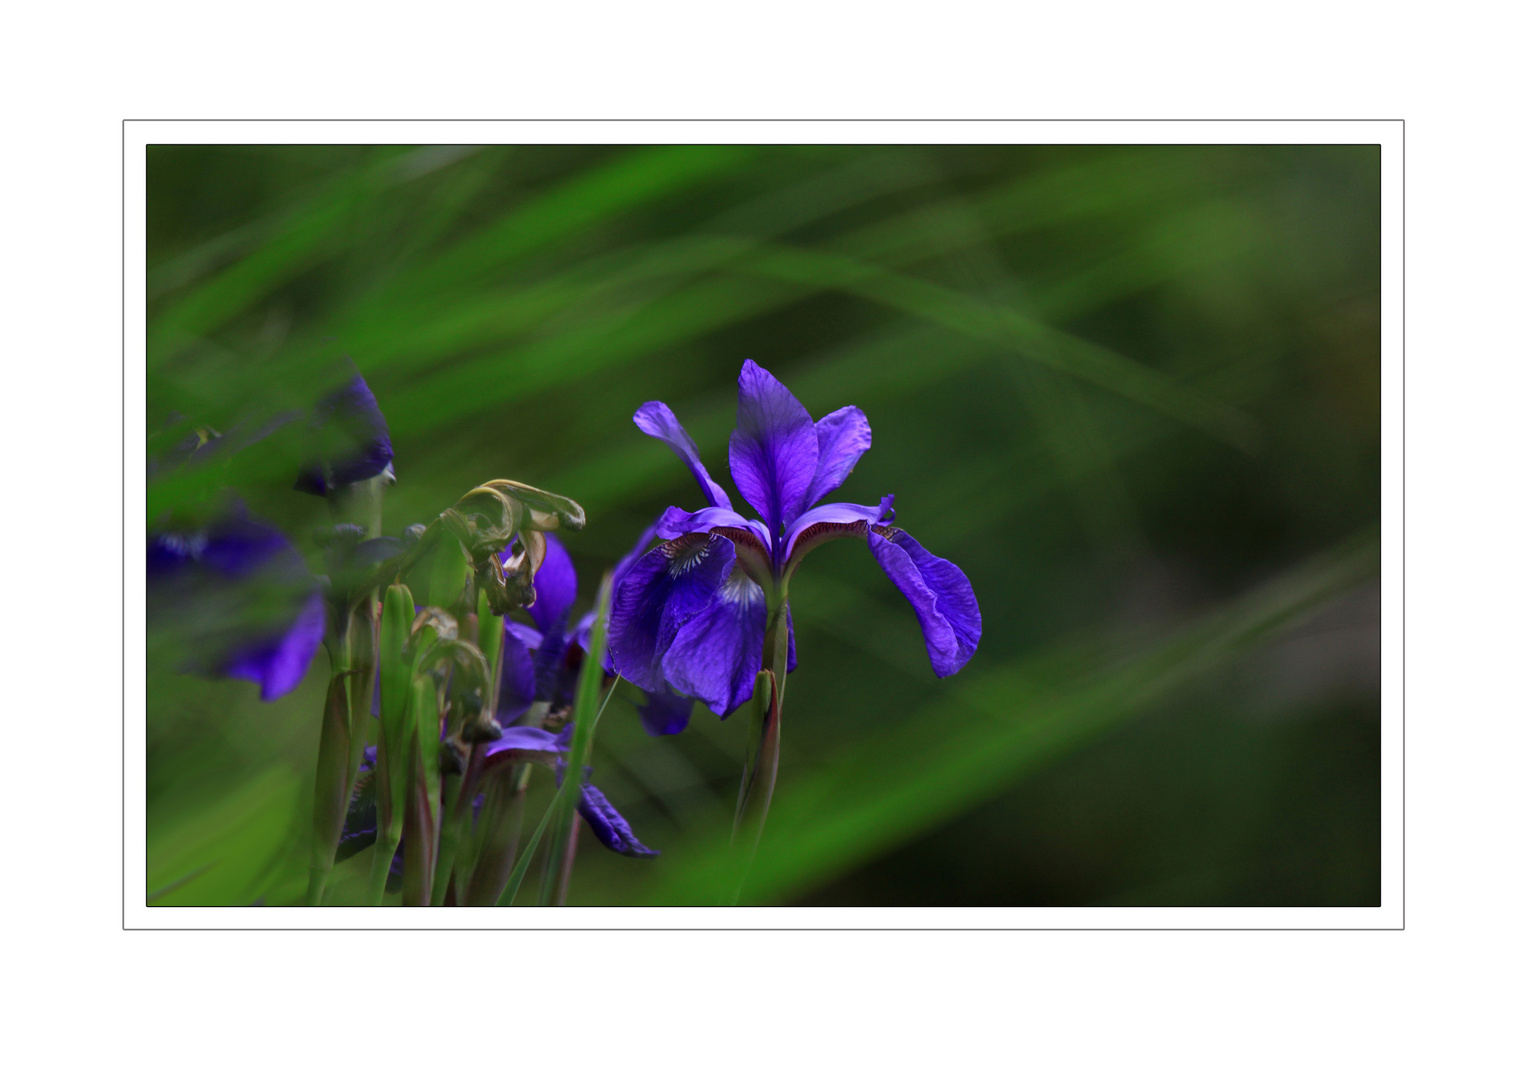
[537,573,614,905]
[496,791,557,907]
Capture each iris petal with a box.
[634,401,733,510]
[804,405,873,507]
[224,590,327,700]
[496,622,541,723]
[610,521,660,588]
[198,514,303,580]
[152,510,325,701]
[578,784,659,857]
[482,724,567,766]
[525,532,577,633]
[782,495,895,563]
[607,533,735,694]
[638,686,695,736]
[295,372,394,495]
[662,570,768,717]
[728,359,820,539]
[867,528,981,678]
[654,504,759,540]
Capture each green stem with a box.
[465,763,531,905]
[728,594,790,902]
[400,676,441,905]
[342,599,377,834]
[430,773,464,906]
[371,585,415,905]
[431,744,485,905]
[367,824,402,904]
[306,627,352,906]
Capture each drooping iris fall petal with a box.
[867,527,982,678]
[662,571,769,717]
[636,686,695,736]
[607,532,735,695]
[577,784,659,857]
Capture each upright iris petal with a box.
[496,621,542,724]
[803,405,873,507]
[728,359,820,540]
[497,534,582,718]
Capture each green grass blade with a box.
[497,793,557,907]
[537,572,614,905]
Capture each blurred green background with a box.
[146,143,1380,906]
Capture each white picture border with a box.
[125,118,1403,930]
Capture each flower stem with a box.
[462,765,529,905]
[399,675,442,905]
[306,623,353,906]
[729,596,789,902]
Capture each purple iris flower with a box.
[148,508,326,701]
[294,370,395,496]
[608,360,981,717]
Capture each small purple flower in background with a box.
[148,507,325,701]
[294,368,395,497]
[149,367,395,705]
[608,360,981,719]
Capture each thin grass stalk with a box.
[537,573,613,906]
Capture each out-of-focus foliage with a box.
[146,144,1380,906]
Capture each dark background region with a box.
[145,143,1380,905]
